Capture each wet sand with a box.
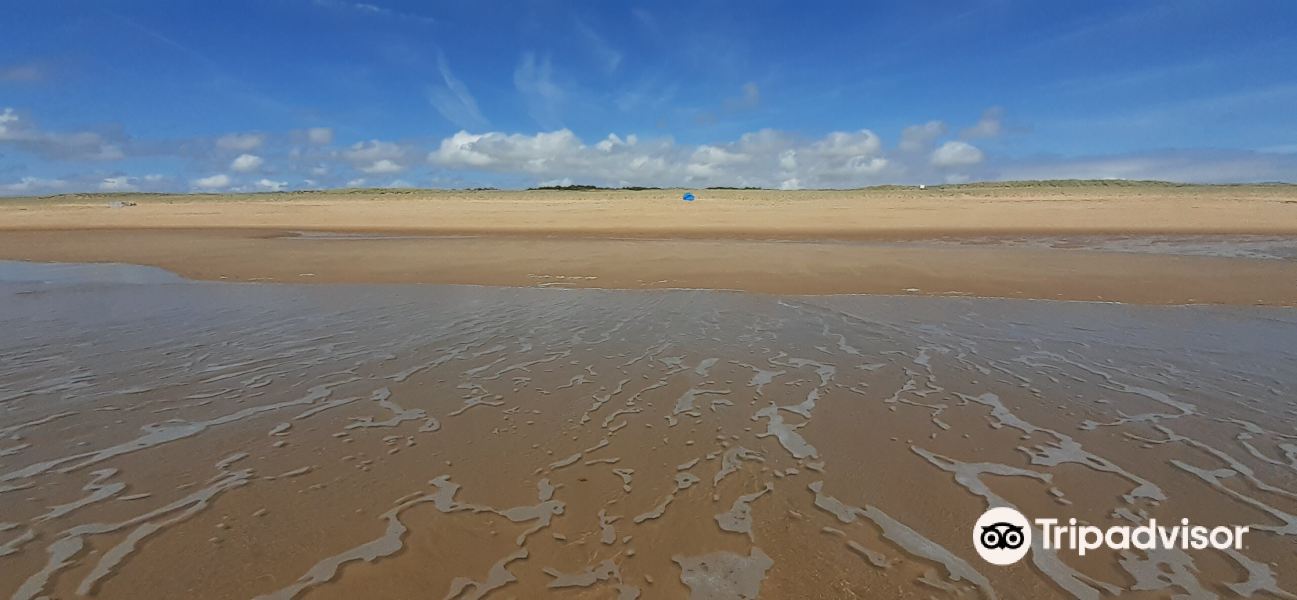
[2,227,1297,305]
[2,262,1297,599]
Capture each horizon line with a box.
[7,178,1297,200]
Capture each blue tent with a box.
[682,192,696,202]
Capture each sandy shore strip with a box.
[2,184,1296,305]
[4,185,1297,238]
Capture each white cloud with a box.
[215,133,264,152]
[994,149,1297,183]
[574,20,622,74]
[341,141,410,176]
[360,159,404,174]
[962,107,1003,139]
[430,127,896,188]
[99,176,136,191]
[344,140,404,163]
[685,145,750,179]
[2,176,69,194]
[0,107,124,161]
[792,130,890,182]
[778,150,797,171]
[691,145,749,165]
[931,141,984,168]
[306,127,333,145]
[192,173,232,190]
[13,100,1297,194]
[812,130,883,158]
[514,53,565,128]
[899,120,947,152]
[615,80,678,114]
[430,132,494,167]
[312,0,436,25]
[431,129,584,170]
[230,153,264,172]
[428,52,489,130]
[256,178,287,191]
[595,133,637,152]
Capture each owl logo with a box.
[974,507,1032,565]
[980,522,1026,550]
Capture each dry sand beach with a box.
[2,183,1297,599]
[2,183,1297,305]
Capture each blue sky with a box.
[2,0,1295,194]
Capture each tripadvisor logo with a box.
[973,507,1249,566]
[975,507,1032,565]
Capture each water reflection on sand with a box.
[2,262,1295,599]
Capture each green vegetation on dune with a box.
[528,184,663,191]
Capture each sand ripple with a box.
[1,263,1295,598]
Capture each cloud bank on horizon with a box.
[1,1,1296,195]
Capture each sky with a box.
[2,0,1296,195]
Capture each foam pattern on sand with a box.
[1,263,1296,598]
